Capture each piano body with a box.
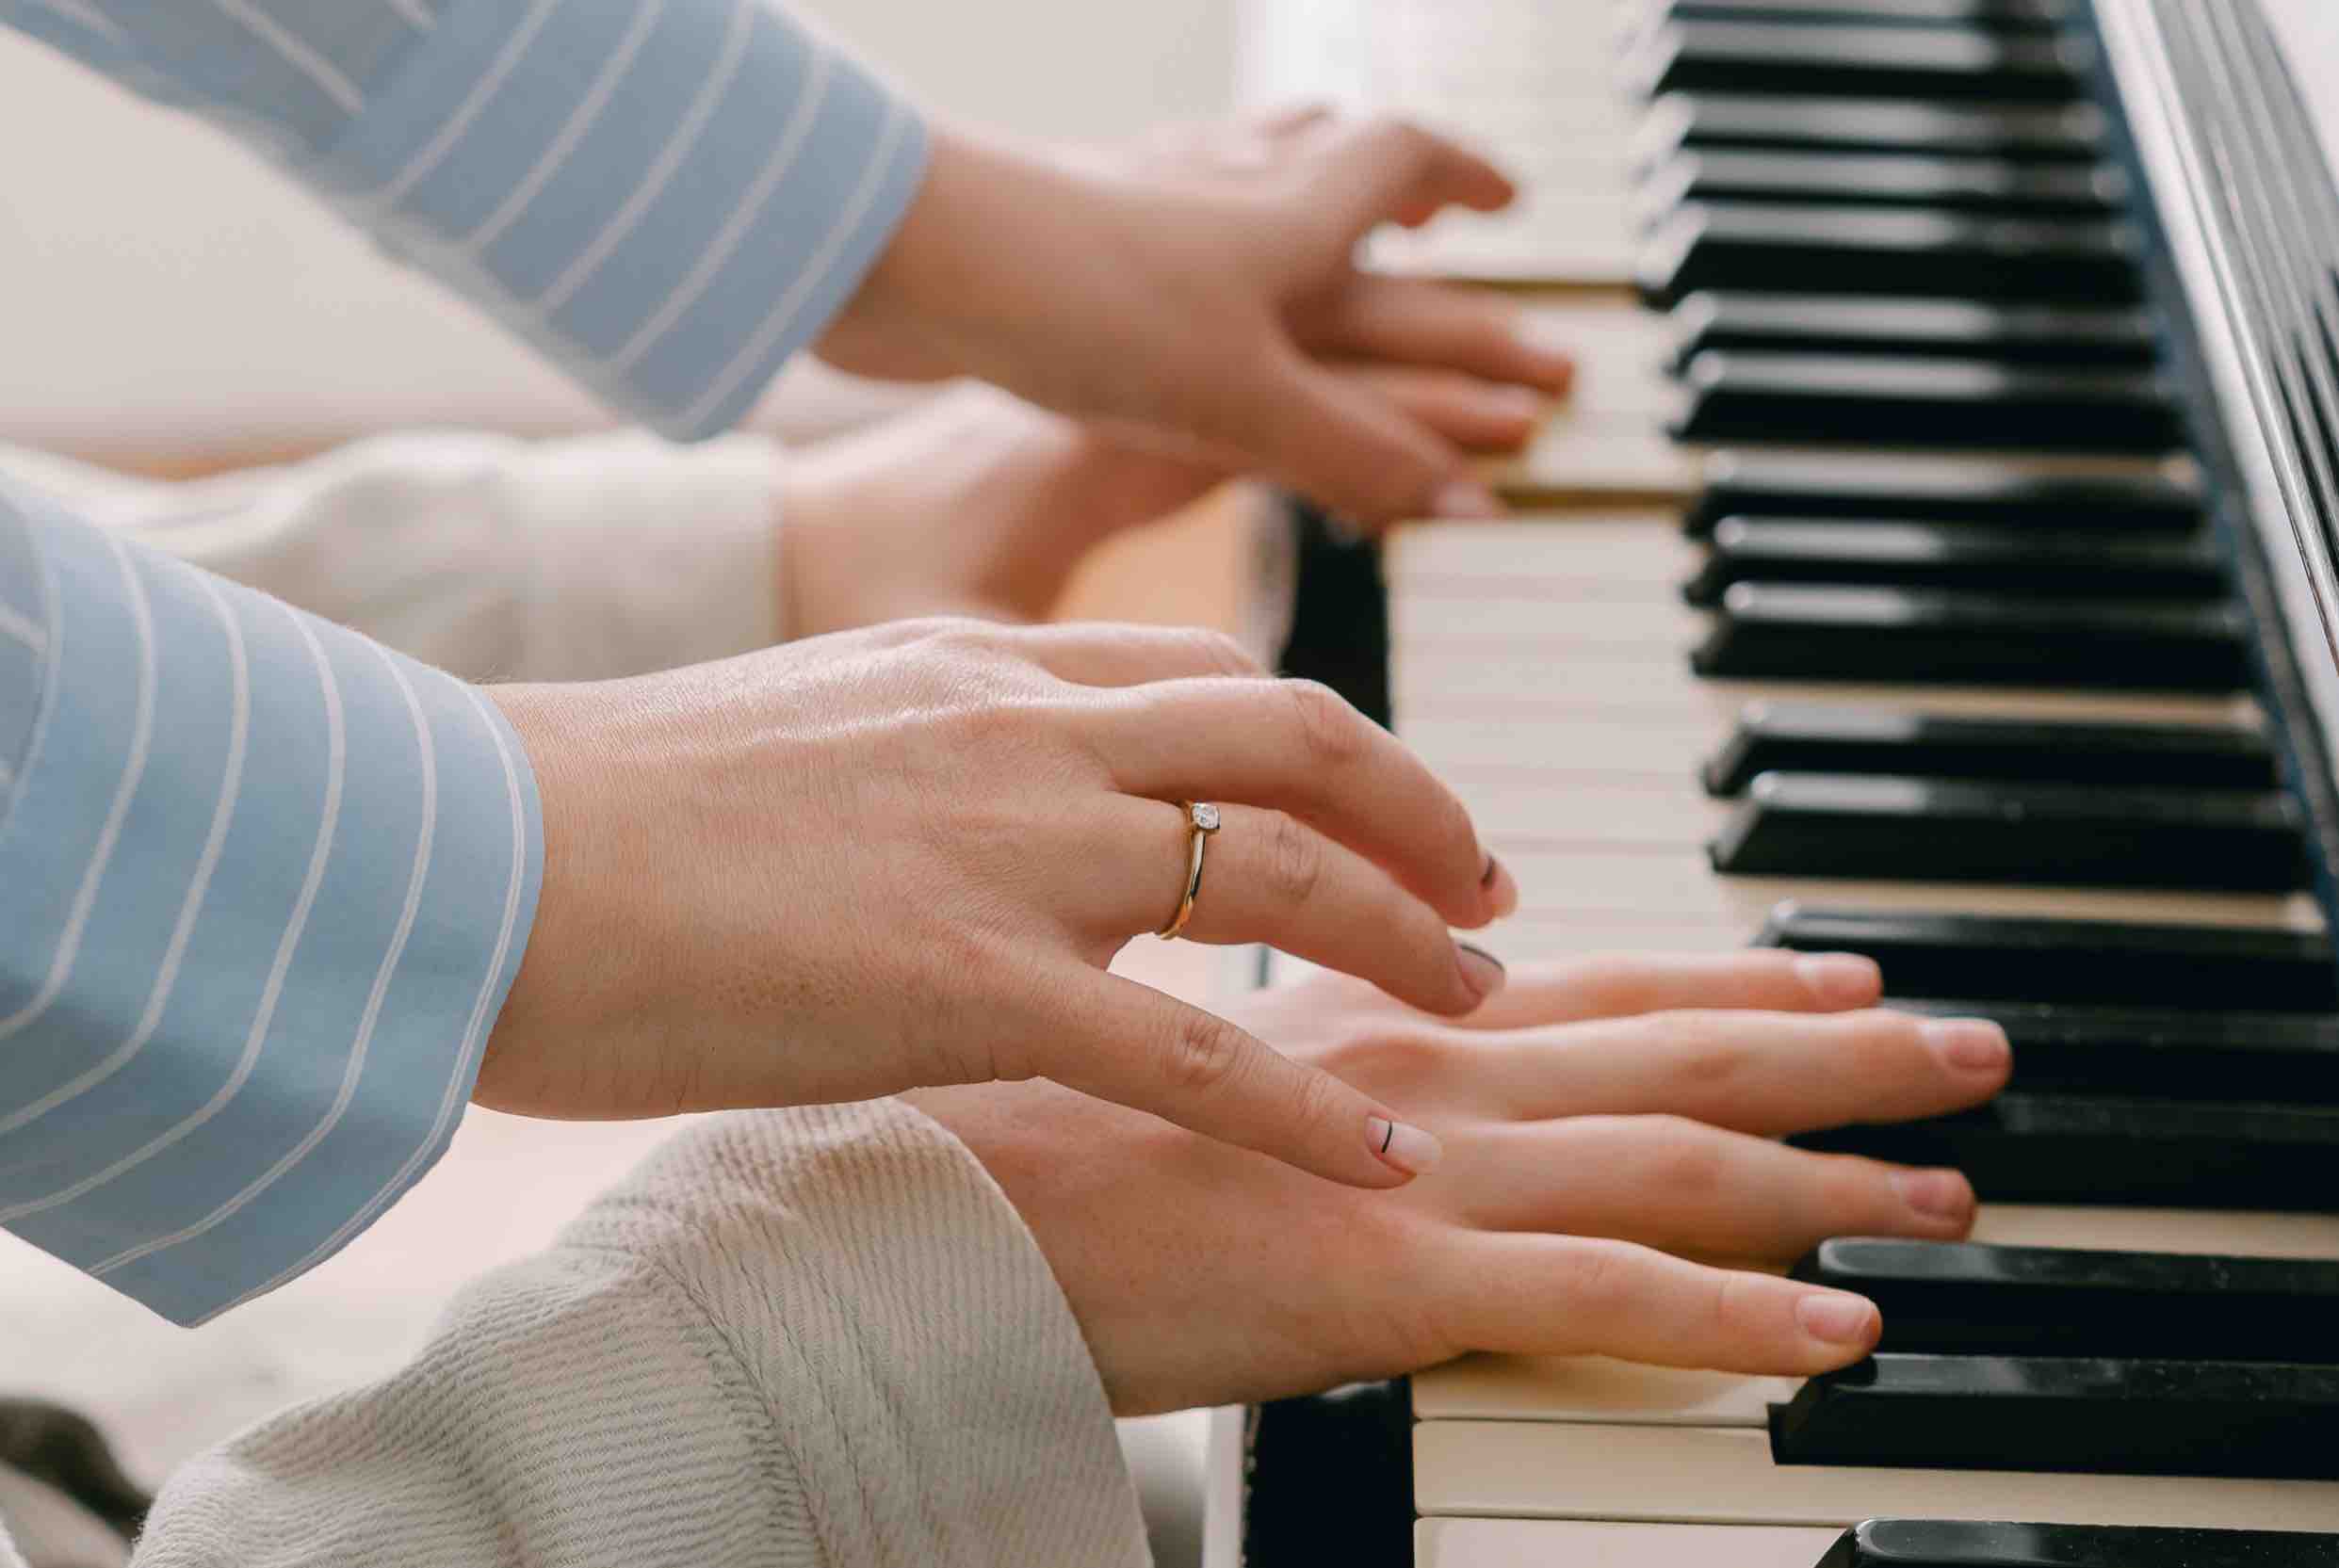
[1207,0,2339,1562]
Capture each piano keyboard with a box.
[1214,0,2339,1561]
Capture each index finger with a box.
[1096,675,1509,928]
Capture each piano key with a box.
[1636,0,2070,28]
[1682,451,2200,536]
[1417,1518,1841,1568]
[1668,293,2161,369]
[1769,1352,2339,1479]
[1684,521,2224,603]
[1814,1520,2339,1568]
[1795,1093,2339,1210]
[1708,774,2306,891]
[1641,204,2142,307]
[1690,586,2249,691]
[1670,353,2183,452]
[1636,93,2107,164]
[1640,151,2127,219]
[1410,1421,2339,1528]
[1700,705,2269,795]
[1792,1238,2339,1361]
[1886,997,2339,1102]
[1755,907,2339,1009]
[1630,22,2091,104]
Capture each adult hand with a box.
[777,380,1550,639]
[816,110,1574,525]
[483,619,1517,1188]
[910,951,2013,1413]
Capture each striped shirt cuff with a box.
[309,0,930,441]
[0,488,542,1326]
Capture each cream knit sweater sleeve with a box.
[122,1102,1152,1567]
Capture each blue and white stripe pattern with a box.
[0,488,539,1326]
[3,0,930,439]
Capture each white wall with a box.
[0,0,1234,455]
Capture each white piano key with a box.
[1418,1518,1842,1568]
[1412,1422,2339,1530]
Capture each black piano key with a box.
[1642,204,2141,306]
[1669,294,2160,369]
[1684,521,2223,603]
[1642,152,2126,219]
[1754,906,2339,1010]
[1709,774,2306,891]
[1886,998,2339,1102]
[1683,452,2201,536]
[1632,22,2089,103]
[1819,1519,2339,1568]
[1701,705,2270,796]
[1643,0,2068,29]
[1795,1092,2339,1209]
[1772,1352,2339,1478]
[1691,585,2248,690]
[1671,353,2182,452]
[1791,1239,2339,1360]
[1639,94,2105,164]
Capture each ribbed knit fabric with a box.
[110,1102,1152,1566]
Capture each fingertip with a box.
[1793,952,1882,1010]
[1367,1113,1443,1178]
[1891,1167,1977,1230]
[1430,478,1507,519]
[1482,853,1520,918]
[1457,942,1507,1006]
[1795,1292,1881,1365]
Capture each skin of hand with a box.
[907,950,2015,1414]
[484,618,1520,1189]
[815,108,1576,525]
[775,380,1551,638]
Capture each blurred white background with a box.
[0,0,1236,458]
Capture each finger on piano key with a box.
[1885,998,2339,1102]
[1670,354,2184,453]
[1627,20,2092,104]
[1633,92,2107,164]
[1418,1518,1841,1568]
[1638,150,2127,219]
[1684,522,2225,604]
[1410,1421,2339,1528]
[1708,774,2306,891]
[1641,204,2143,305]
[1667,294,2161,369]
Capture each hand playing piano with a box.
[815,109,1575,526]
[908,949,2012,1415]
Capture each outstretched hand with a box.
[817,109,1574,525]
[912,950,2012,1414]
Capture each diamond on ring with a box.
[1191,802,1222,832]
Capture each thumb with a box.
[1250,349,1502,525]
[1035,966,1440,1188]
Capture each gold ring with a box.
[1156,801,1222,940]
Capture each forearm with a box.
[5,433,785,680]
[132,1103,1148,1567]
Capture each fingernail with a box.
[1794,953,1878,1008]
[1922,1017,2010,1075]
[1457,942,1507,1000]
[1496,386,1546,421]
[1481,854,1519,916]
[1430,479,1506,519]
[1796,1292,1879,1349]
[1366,1115,1443,1176]
[1892,1168,1974,1222]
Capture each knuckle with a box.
[1655,1011,1749,1087]
[1264,812,1327,907]
[1160,1010,1247,1097]
[1323,1029,1442,1092]
[1710,1269,1767,1344]
[1283,679,1370,771]
[1644,1117,1727,1197]
[1183,628,1262,678]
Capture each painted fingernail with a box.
[1481,854,1519,916]
[1366,1115,1443,1177]
[1796,1292,1879,1349]
[1430,479,1506,519]
[1792,953,1878,1007]
[1922,1017,2010,1075]
[1892,1168,1974,1222]
[1457,942,1507,1000]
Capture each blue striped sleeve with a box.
[0,482,542,1326]
[2,0,930,440]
